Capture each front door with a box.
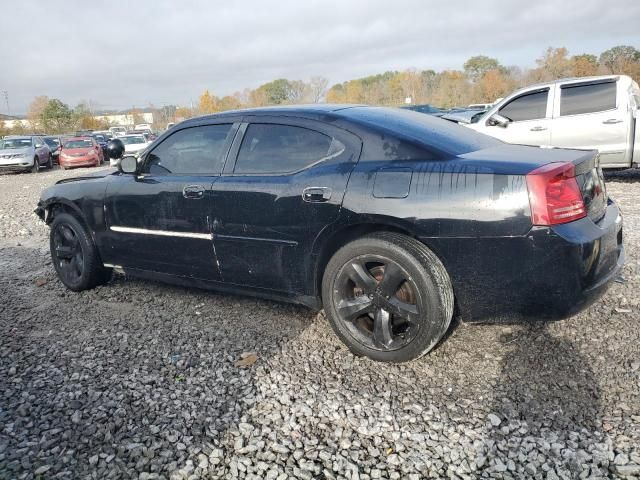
[481,88,552,146]
[210,118,361,294]
[103,123,237,280]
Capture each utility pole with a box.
[2,91,9,117]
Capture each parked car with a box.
[111,134,150,165]
[91,133,110,159]
[43,136,63,164]
[467,75,640,169]
[109,126,127,137]
[58,136,103,169]
[36,105,624,362]
[401,104,443,115]
[0,135,52,173]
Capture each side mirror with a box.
[488,113,510,128]
[118,155,138,174]
[106,138,125,159]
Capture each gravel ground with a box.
[1,166,639,480]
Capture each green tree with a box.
[42,99,74,133]
[463,56,501,83]
[599,45,640,73]
[258,79,291,105]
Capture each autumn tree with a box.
[530,47,573,82]
[174,106,194,120]
[478,69,511,103]
[27,95,49,130]
[571,54,598,77]
[217,95,241,111]
[198,90,218,114]
[432,71,471,108]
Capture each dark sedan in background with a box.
[36,105,623,362]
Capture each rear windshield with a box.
[121,136,146,145]
[44,138,60,148]
[64,139,93,148]
[342,107,502,156]
[0,138,32,149]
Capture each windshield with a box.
[64,139,94,148]
[0,138,32,149]
[121,136,145,145]
[44,138,60,148]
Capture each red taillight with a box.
[526,162,586,226]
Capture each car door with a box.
[209,117,362,294]
[103,122,237,280]
[482,88,552,146]
[550,79,630,167]
[33,136,47,163]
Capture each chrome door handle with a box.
[183,184,205,199]
[602,119,623,124]
[302,187,332,203]
[529,126,547,132]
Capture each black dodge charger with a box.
[36,105,624,362]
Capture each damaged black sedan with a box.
[36,105,624,362]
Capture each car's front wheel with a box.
[49,212,112,291]
[47,154,53,169]
[31,157,39,173]
[322,232,454,362]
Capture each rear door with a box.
[210,116,361,294]
[551,79,630,167]
[482,88,552,146]
[103,122,237,280]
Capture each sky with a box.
[1,0,639,115]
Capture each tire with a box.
[47,154,54,169]
[49,212,112,291]
[31,157,40,173]
[322,232,454,362]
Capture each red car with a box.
[59,137,104,169]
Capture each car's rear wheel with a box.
[31,157,39,173]
[322,232,454,362]
[50,213,112,291]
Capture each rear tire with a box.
[49,213,112,291]
[322,232,454,362]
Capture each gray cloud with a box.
[1,0,638,113]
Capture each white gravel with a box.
[0,166,639,479]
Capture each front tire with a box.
[47,154,54,169]
[322,233,454,362]
[50,213,112,291]
[31,157,39,173]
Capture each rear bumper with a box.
[423,199,624,322]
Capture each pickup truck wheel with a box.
[31,157,39,173]
[322,232,454,362]
[50,213,112,291]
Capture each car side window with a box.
[143,124,233,175]
[560,81,617,116]
[234,124,344,174]
[498,89,548,122]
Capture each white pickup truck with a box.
[466,75,640,169]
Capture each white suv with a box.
[467,75,640,169]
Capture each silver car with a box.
[0,136,53,173]
[467,75,640,169]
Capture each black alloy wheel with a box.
[52,222,85,285]
[49,213,112,291]
[333,255,421,351]
[322,233,454,362]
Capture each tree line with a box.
[2,45,638,136]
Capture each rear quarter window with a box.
[560,81,617,116]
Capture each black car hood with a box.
[55,168,117,185]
